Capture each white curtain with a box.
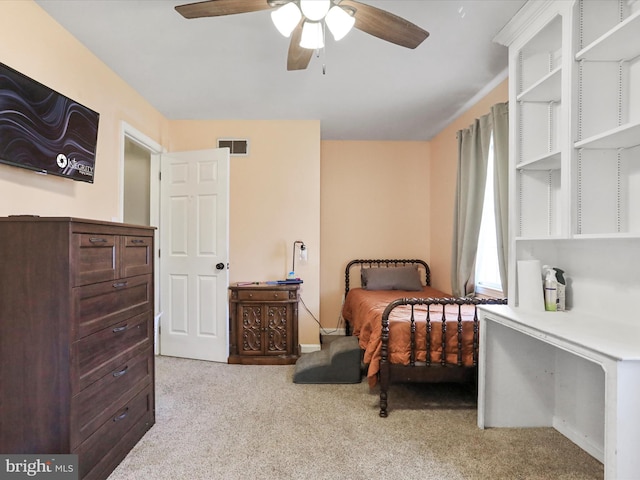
[451,102,508,297]
[491,103,509,296]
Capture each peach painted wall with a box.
[0,2,322,348]
[168,120,321,347]
[429,79,509,293]
[2,0,507,348]
[319,82,508,329]
[320,141,430,331]
[0,0,169,221]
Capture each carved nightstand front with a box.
[228,284,300,365]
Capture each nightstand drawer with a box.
[236,289,292,301]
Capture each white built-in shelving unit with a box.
[480,2,640,479]
[513,12,566,241]
[574,4,640,237]
[496,0,640,305]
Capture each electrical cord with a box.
[299,295,344,344]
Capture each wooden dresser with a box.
[228,283,300,365]
[0,217,155,480]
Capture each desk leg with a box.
[605,360,640,480]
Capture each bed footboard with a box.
[378,297,507,417]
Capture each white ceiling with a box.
[35,0,525,141]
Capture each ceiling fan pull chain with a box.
[321,22,327,75]
[322,48,327,75]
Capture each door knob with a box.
[216,263,225,270]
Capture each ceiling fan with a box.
[175,0,429,71]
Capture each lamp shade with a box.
[325,5,355,41]
[299,0,331,21]
[271,2,302,37]
[300,21,324,49]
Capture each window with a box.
[475,135,503,297]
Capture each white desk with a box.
[478,305,640,480]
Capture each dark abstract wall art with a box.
[0,62,99,183]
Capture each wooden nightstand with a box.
[228,283,300,365]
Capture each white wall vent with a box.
[217,138,249,156]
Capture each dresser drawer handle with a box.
[113,366,129,377]
[89,237,107,243]
[131,239,145,244]
[112,325,128,333]
[113,408,129,422]
[273,293,278,298]
[113,281,128,289]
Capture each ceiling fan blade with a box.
[175,0,273,19]
[339,0,429,49]
[287,23,313,71]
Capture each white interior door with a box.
[159,148,229,362]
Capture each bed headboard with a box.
[344,259,431,296]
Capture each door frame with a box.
[119,121,164,353]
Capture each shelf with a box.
[517,150,561,170]
[576,10,640,62]
[517,66,562,102]
[515,235,566,242]
[573,232,640,240]
[575,120,640,149]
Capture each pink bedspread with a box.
[342,287,478,387]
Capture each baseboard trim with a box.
[300,344,321,353]
[320,327,347,336]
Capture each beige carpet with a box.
[107,356,603,480]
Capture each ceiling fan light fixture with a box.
[325,5,355,41]
[271,2,302,37]
[300,20,325,50]
[299,0,331,22]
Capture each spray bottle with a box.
[553,267,566,311]
[543,265,557,312]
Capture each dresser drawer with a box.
[73,274,152,339]
[236,289,293,301]
[75,311,151,386]
[121,236,153,278]
[76,385,154,480]
[73,349,152,447]
[74,234,118,286]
